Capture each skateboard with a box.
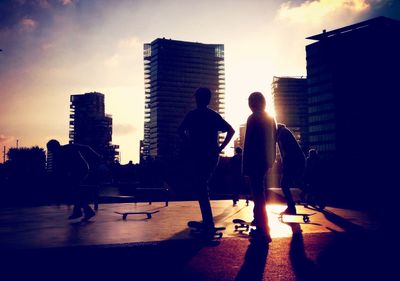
[233,197,250,207]
[232,219,272,242]
[273,211,316,223]
[232,218,254,232]
[187,221,225,239]
[114,210,159,220]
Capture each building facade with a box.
[69,92,119,163]
[142,38,226,161]
[306,16,399,159]
[272,76,308,152]
[305,16,400,191]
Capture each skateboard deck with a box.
[187,221,225,239]
[114,210,159,220]
[232,218,254,231]
[232,219,272,242]
[273,211,316,223]
[233,198,250,206]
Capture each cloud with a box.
[19,17,38,32]
[114,124,137,136]
[117,37,142,49]
[41,42,56,50]
[278,0,370,24]
[38,0,52,9]
[104,36,143,67]
[104,54,120,67]
[61,0,76,6]
[0,134,15,144]
[362,0,400,20]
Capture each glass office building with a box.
[306,16,400,159]
[142,38,225,162]
[305,16,400,193]
[272,76,308,152]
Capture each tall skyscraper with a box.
[142,38,225,161]
[272,76,308,152]
[69,92,119,163]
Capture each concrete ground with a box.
[0,189,392,280]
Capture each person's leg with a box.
[281,170,296,214]
[250,174,270,239]
[232,177,240,206]
[69,204,83,219]
[196,179,214,228]
[196,155,219,229]
[81,189,95,220]
[68,180,83,219]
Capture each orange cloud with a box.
[278,0,370,24]
[0,134,15,145]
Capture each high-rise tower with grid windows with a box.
[272,76,308,153]
[69,92,119,163]
[141,38,226,162]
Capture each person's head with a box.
[195,87,212,108]
[277,123,286,130]
[235,147,243,155]
[46,139,61,152]
[248,92,266,112]
[308,148,318,158]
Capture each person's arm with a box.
[267,118,277,168]
[218,125,235,153]
[178,115,190,142]
[242,116,252,176]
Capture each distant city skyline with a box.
[1,0,399,163]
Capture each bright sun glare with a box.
[266,92,276,119]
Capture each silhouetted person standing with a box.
[243,92,276,242]
[47,139,102,221]
[179,87,235,232]
[276,123,306,214]
[231,147,244,206]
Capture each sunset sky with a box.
[1,0,399,163]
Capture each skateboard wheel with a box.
[303,216,310,223]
